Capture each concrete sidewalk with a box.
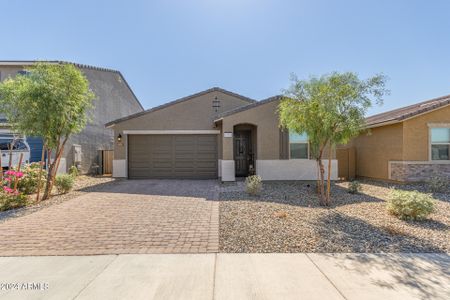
[0,253,448,300]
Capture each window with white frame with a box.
[431,127,450,160]
[289,132,309,159]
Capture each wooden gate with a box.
[102,150,113,175]
[336,147,356,180]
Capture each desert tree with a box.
[0,62,95,199]
[278,72,388,205]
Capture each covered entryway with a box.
[128,134,218,179]
[233,124,257,177]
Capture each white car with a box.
[0,137,31,168]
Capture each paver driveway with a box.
[0,180,219,256]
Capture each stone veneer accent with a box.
[390,162,450,182]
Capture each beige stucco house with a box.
[106,87,337,181]
[340,94,450,181]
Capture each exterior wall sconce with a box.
[117,134,122,143]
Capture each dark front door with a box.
[234,131,251,177]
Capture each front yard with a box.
[219,180,450,253]
[1,175,449,254]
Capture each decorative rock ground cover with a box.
[219,180,450,253]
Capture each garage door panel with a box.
[152,154,172,160]
[128,134,217,179]
[152,162,172,169]
[174,161,195,171]
[196,153,216,159]
[129,162,151,169]
[197,160,217,166]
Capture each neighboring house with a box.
[339,94,450,181]
[106,87,337,181]
[0,61,144,173]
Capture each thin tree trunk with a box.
[43,138,68,200]
[326,144,333,205]
[43,149,53,200]
[54,151,63,178]
[47,149,51,168]
[316,161,320,194]
[13,153,23,192]
[36,144,46,202]
[315,142,328,206]
[48,142,65,195]
[47,152,62,197]
[327,143,333,205]
[318,159,326,206]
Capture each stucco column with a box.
[112,128,127,178]
[221,120,235,181]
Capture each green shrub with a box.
[54,174,75,194]
[68,165,79,177]
[348,180,362,194]
[427,175,448,193]
[387,189,434,221]
[0,191,27,211]
[17,163,47,195]
[245,175,262,196]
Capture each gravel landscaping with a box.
[219,180,450,253]
[0,175,116,223]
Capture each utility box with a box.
[73,144,82,166]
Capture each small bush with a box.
[245,175,262,196]
[427,175,448,193]
[68,165,79,177]
[17,163,47,195]
[387,189,434,221]
[54,174,75,194]
[348,180,362,194]
[0,191,27,211]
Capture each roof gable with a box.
[106,87,256,127]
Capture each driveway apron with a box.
[0,180,219,256]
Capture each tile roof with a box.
[0,60,120,73]
[105,87,257,127]
[365,94,450,127]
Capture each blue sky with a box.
[2,0,450,115]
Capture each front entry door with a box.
[234,131,251,177]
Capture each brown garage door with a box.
[128,134,218,179]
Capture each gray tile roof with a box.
[365,94,450,127]
[0,60,120,73]
[105,87,257,127]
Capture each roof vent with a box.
[213,96,220,112]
